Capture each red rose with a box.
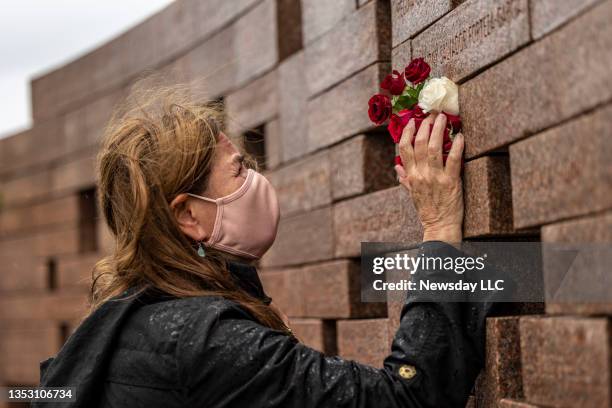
[387,110,410,143]
[409,105,428,131]
[368,94,392,125]
[387,106,429,143]
[404,58,431,84]
[445,113,462,132]
[381,70,406,95]
[443,138,453,153]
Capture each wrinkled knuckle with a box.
[415,138,427,147]
[407,173,420,185]
[439,177,452,188]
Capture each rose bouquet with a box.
[367,58,461,166]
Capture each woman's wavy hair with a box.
[90,78,291,335]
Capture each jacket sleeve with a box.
[180,242,497,408]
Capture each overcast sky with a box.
[0,0,174,139]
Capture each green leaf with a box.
[393,93,418,112]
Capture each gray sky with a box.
[0,0,174,139]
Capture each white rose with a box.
[418,76,459,115]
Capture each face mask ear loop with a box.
[185,192,221,246]
[186,193,218,203]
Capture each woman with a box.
[36,86,493,408]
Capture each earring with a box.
[197,241,206,258]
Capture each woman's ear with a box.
[170,193,210,242]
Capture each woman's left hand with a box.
[394,113,465,243]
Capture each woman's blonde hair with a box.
[91,80,291,335]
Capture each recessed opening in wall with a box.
[78,187,98,253]
[244,125,267,171]
[276,0,303,61]
[46,257,57,291]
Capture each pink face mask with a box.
[187,169,280,260]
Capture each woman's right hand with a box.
[394,113,465,243]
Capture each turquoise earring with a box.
[197,241,206,258]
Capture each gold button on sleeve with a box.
[398,364,417,379]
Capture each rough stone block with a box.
[542,211,612,315]
[259,267,305,317]
[0,224,81,260]
[184,0,278,98]
[51,151,98,194]
[266,151,331,217]
[0,194,79,236]
[31,0,259,121]
[463,156,514,237]
[226,69,278,135]
[278,50,309,162]
[264,119,283,169]
[0,169,53,208]
[520,316,611,407]
[333,186,422,258]
[530,0,602,39]
[0,256,47,293]
[0,86,124,182]
[234,0,278,87]
[302,259,386,318]
[460,1,612,158]
[301,0,355,45]
[57,253,100,289]
[337,318,389,368]
[0,121,65,178]
[261,206,334,267]
[182,25,236,98]
[290,318,336,354]
[0,292,89,321]
[63,87,125,152]
[307,62,390,154]
[510,104,612,229]
[474,317,523,406]
[0,320,60,385]
[330,134,396,201]
[412,0,529,82]
[392,0,454,46]
[305,0,390,97]
[391,39,412,69]
[187,0,260,42]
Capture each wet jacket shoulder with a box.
[37,243,497,408]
